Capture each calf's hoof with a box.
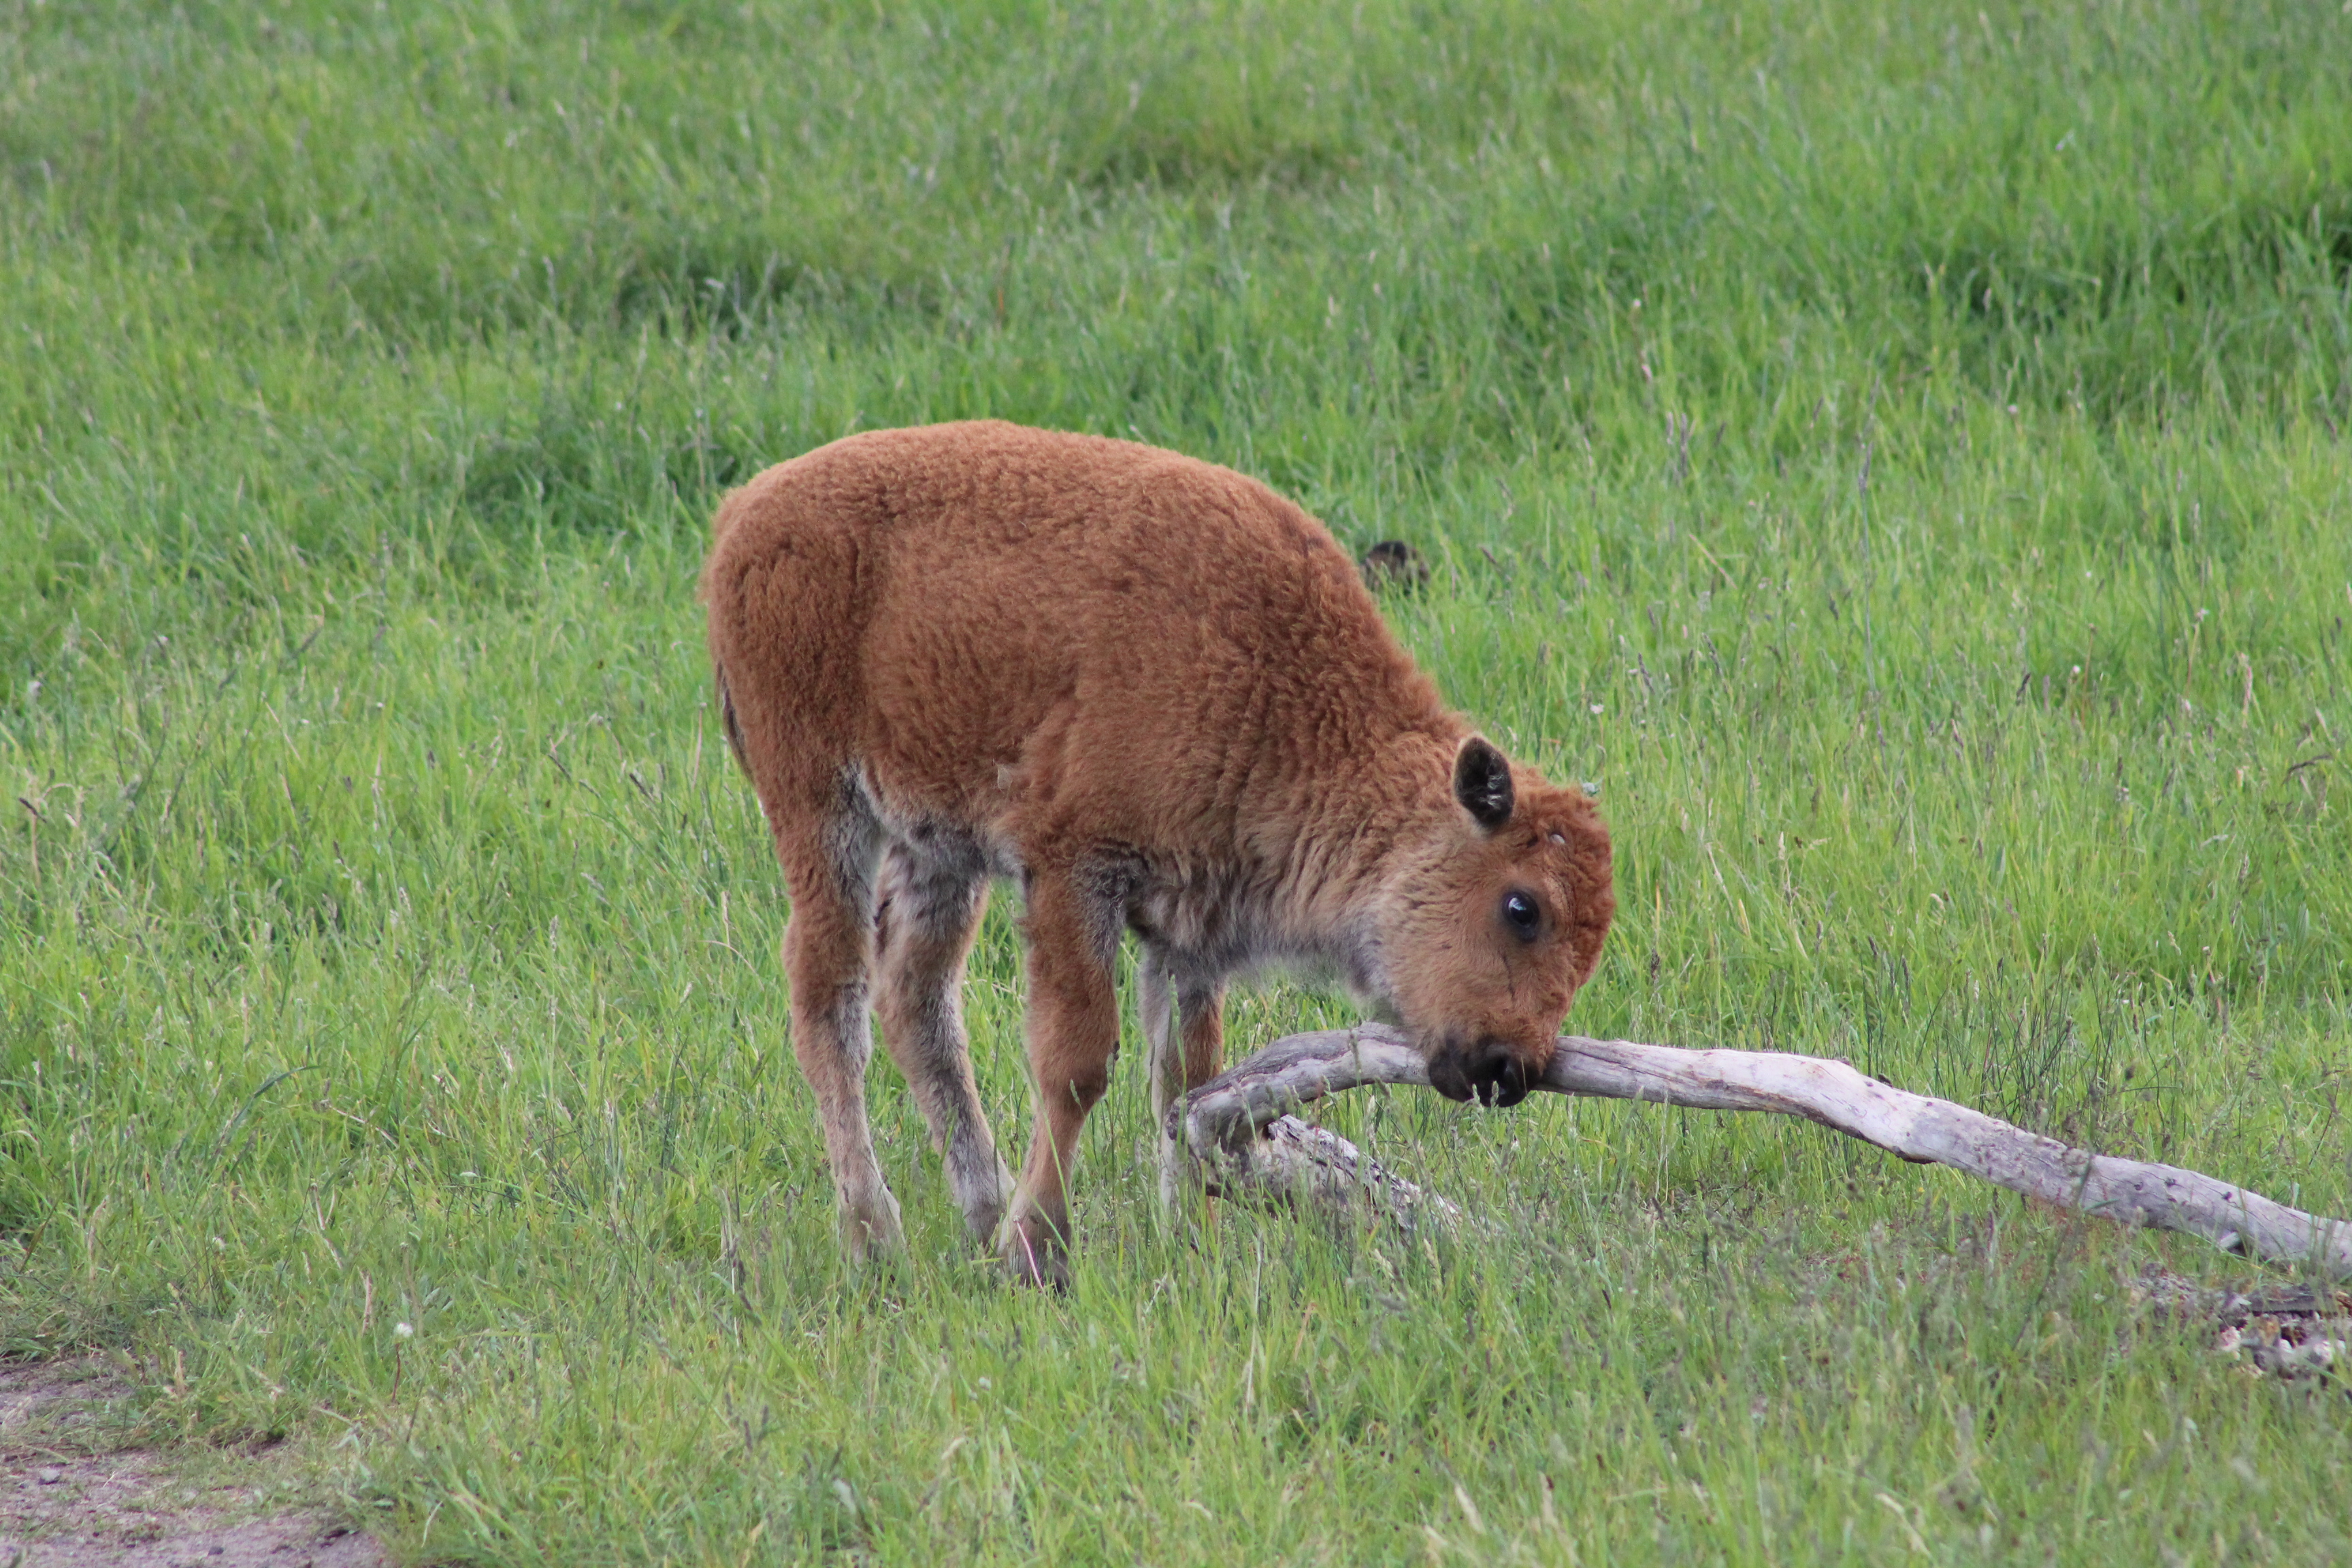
[997,1213,1071,1291]
[839,1188,906,1265]
[1156,1132,1211,1213]
[956,1161,1017,1253]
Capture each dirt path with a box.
[0,1360,386,1568]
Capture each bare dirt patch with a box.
[0,1359,385,1568]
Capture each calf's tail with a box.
[715,662,752,779]
[702,480,759,783]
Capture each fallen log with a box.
[1166,1023,2352,1280]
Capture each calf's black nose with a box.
[1426,1040,1535,1108]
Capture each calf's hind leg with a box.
[874,840,1015,1248]
[772,796,904,1262]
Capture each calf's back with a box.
[701,419,1456,858]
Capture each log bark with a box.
[1169,1023,2352,1279]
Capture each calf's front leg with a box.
[1000,872,1121,1288]
[1141,949,1226,1209]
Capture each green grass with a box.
[3,0,2349,1561]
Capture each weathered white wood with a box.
[1191,1113,1465,1228]
[1170,1023,2352,1279]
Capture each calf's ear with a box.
[1452,736,1514,830]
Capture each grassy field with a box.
[3,0,2350,1561]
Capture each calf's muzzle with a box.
[1426,1037,1543,1108]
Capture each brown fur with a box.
[702,421,1612,1282]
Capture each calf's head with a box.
[1372,737,1614,1107]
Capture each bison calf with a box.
[702,421,1612,1285]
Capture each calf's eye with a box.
[1501,889,1541,942]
